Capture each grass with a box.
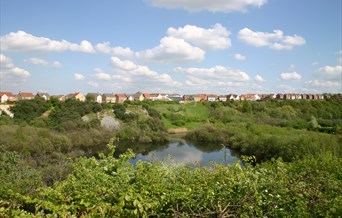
[153,102,210,130]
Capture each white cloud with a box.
[110,56,182,92]
[136,36,205,63]
[175,66,250,82]
[280,72,302,81]
[238,28,305,50]
[167,24,231,50]
[304,80,341,93]
[74,73,85,80]
[25,58,62,67]
[174,66,250,92]
[88,81,99,87]
[95,42,134,57]
[316,65,341,80]
[1,31,95,53]
[94,68,111,80]
[0,54,30,85]
[111,57,137,71]
[255,75,265,82]
[234,53,246,61]
[147,0,267,13]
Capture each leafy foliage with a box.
[1,140,341,217]
[11,97,51,123]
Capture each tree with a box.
[86,93,96,102]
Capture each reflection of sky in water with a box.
[131,141,239,166]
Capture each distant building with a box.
[87,93,102,103]
[227,94,239,101]
[17,92,34,100]
[51,95,66,101]
[207,94,218,102]
[66,92,86,102]
[36,92,50,100]
[240,94,260,101]
[193,94,206,102]
[0,92,16,103]
[218,95,227,102]
[115,93,127,103]
[102,93,116,103]
[127,92,144,101]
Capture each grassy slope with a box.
[153,102,210,129]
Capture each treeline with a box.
[7,97,104,130]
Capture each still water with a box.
[114,138,240,166]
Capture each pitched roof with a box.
[115,93,127,98]
[103,93,115,97]
[143,93,151,98]
[66,92,80,98]
[37,92,50,97]
[19,92,34,97]
[0,92,14,97]
[87,93,101,96]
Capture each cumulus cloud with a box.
[111,57,137,71]
[174,66,250,92]
[94,68,111,80]
[136,36,205,63]
[1,31,95,53]
[25,58,62,67]
[74,73,85,80]
[0,54,30,85]
[136,23,233,63]
[95,42,134,57]
[234,53,246,61]
[255,75,265,82]
[238,28,306,50]
[304,80,341,93]
[167,24,231,50]
[110,56,182,92]
[147,0,267,13]
[280,72,302,81]
[316,65,342,80]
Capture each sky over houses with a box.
[0,0,341,95]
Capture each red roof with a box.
[143,93,151,98]
[19,92,34,97]
[0,92,14,97]
[115,93,127,98]
[149,94,160,97]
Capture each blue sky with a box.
[1,0,341,95]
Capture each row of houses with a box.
[0,91,176,104]
[0,91,328,104]
[184,93,325,102]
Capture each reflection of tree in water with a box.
[114,141,169,158]
[186,140,222,153]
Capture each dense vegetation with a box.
[0,97,341,217]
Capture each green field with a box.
[153,102,210,129]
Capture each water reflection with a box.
[115,138,240,166]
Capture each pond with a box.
[114,137,240,166]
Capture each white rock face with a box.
[101,115,120,131]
